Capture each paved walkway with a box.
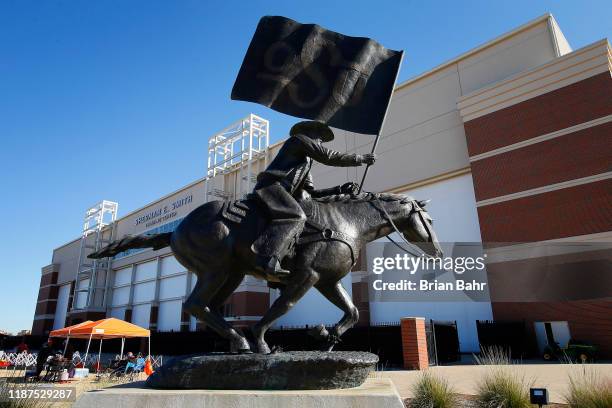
[381,364,612,403]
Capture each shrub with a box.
[409,371,459,408]
[564,366,612,408]
[475,367,533,408]
[0,370,50,408]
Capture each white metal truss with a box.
[71,200,118,312]
[204,114,269,201]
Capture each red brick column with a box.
[401,317,429,370]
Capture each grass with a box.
[0,367,143,408]
[0,370,50,408]
[474,368,533,408]
[408,371,459,408]
[564,366,612,408]
[473,346,533,408]
[473,345,513,365]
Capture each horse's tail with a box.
[87,232,172,259]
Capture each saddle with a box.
[220,198,357,265]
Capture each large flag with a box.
[231,16,403,135]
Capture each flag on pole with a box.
[231,16,403,135]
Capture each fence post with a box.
[400,317,429,370]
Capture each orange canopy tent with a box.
[51,318,151,371]
[49,320,94,338]
[68,318,150,339]
[50,320,94,356]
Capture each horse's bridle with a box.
[372,194,436,259]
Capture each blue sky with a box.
[0,1,610,334]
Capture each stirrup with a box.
[256,256,290,277]
[267,261,290,277]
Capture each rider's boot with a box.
[255,255,290,277]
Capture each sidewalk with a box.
[381,364,612,403]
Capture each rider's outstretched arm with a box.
[295,135,369,167]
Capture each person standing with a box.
[35,338,55,378]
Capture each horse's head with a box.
[366,193,443,258]
[317,192,444,258]
[401,199,443,258]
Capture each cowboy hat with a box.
[289,121,334,142]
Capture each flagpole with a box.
[358,51,404,194]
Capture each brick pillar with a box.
[401,317,429,370]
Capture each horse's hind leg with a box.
[184,268,249,353]
[251,268,319,354]
[316,281,359,350]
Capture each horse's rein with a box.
[372,195,435,259]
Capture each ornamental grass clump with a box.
[0,370,50,408]
[564,366,612,408]
[474,368,533,408]
[474,346,532,408]
[409,371,459,408]
[473,345,513,365]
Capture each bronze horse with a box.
[90,192,442,353]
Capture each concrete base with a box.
[73,378,404,408]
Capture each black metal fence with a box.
[476,320,530,358]
[140,323,405,368]
[4,319,531,364]
[270,323,405,369]
[145,320,462,367]
[431,320,460,364]
[425,321,437,366]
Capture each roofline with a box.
[394,13,555,92]
[457,37,610,105]
[52,236,82,253]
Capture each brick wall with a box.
[492,301,612,357]
[471,122,612,200]
[463,69,612,357]
[31,268,59,336]
[230,291,269,316]
[464,72,612,156]
[477,179,612,242]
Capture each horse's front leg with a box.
[251,268,319,353]
[184,268,250,353]
[316,281,359,351]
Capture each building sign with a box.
[135,194,193,228]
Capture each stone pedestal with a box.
[73,378,405,408]
[147,351,378,390]
[400,317,429,370]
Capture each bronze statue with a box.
[88,15,429,392]
[89,123,442,353]
[251,120,375,277]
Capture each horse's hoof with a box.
[323,334,341,352]
[230,337,251,354]
[308,324,329,341]
[252,341,271,354]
